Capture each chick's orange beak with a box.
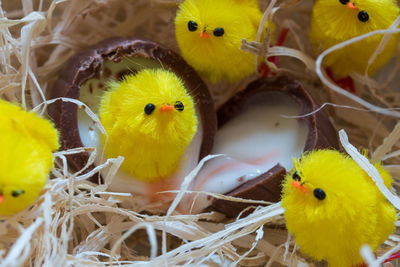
[291,180,308,194]
[200,31,210,39]
[347,2,358,10]
[160,103,174,112]
[0,195,4,204]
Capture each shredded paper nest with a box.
[1,0,400,266]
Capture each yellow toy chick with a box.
[282,150,396,267]
[0,100,59,216]
[175,0,269,83]
[310,0,399,77]
[99,69,198,181]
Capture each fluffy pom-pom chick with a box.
[99,69,198,182]
[0,100,59,216]
[310,0,399,77]
[282,150,396,267]
[175,0,270,83]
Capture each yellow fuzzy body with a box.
[175,0,268,83]
[99,69,198,181]
[282,150,396,267]
[0,100,59,216]
[310,0,399,77]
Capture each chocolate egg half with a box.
[48,38,217,189]
[183,76,339,217]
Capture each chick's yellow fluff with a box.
[175,0,268,83]
[99,69,198,181]
[0,100,59,216]
[282,150,396,267]
[310,0,399,77]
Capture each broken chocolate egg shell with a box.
[48,37,217,180]
[207,76,339,217]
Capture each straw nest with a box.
[1,0,400,266]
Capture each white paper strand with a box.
[339,129,400,210]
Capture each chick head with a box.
[0,100,59,216]
[313,0,398,40]
[281,150,396,266]
[100,69,198,181]
[310,0,399,76]
[175,0,264,83]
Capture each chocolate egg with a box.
[182,76,339,217]
[48,37,217,194]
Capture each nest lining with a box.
[1,0,400,266]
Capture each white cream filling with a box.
[179,91,308,213]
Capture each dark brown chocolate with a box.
[211,76,339,217]
[48,37,217,177]
[211,164,286,218]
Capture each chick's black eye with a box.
[174,101,184,111]
[12,189,25,197]
[358,11,369,22]
[292,171,301,181]
[313,188,326,200]
[188,21,198,32]
[213,28,225,37]
[144,103,155,115]
[339,0,349,4]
